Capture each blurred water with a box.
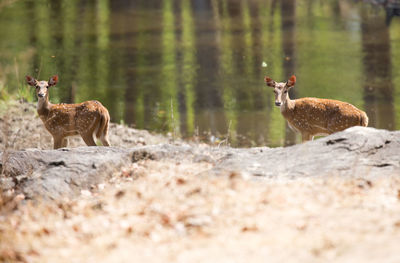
[0,0,399,146]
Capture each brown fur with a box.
[265,75,368,142]
[26,75,111,149]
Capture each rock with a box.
[211,127,400,179]
[1,147,131,200]
[1,127,399,200]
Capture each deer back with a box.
[43,101,107,137]
[283,98,366,135]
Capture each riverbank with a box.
[1,101,400,262]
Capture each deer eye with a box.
[284,90,288,94]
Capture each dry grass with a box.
[0,189,26,263]
[0,158,400,262]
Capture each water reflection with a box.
[193,0,227,138]
[0,0,399,147]
[280,0,297,146]
[361,4,395,130]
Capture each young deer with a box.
[26,75,111,149]
[264,75,368,142]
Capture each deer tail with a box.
[96,108,110,139]
[360,111,369,127]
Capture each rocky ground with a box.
[1,101,400,263]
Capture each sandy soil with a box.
[1,101,400,263]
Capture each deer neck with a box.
[37,97,52,117]
[280,93,295,115]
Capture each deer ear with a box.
[264,76,276,87]
[48,75,59,86]
[26,75,36,86]
[287,75,296,87]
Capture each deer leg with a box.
[53,137,63,149]
[61,138,68,148]
[98,116,110,146]
[99,127,110,146]
[81,133,97,146]
[301,133,312,142]
[100,135,110,146]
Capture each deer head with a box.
[265,75,296,107]
[26,75,59,100]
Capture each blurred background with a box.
[0,0,399,147]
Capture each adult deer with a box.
[26,75,111,149]
[264,75,368,142]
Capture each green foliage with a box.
[0,85,11,101]
[0,84,34,104]
[17,83,34,103]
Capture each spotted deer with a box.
[26,75,111,149]
[264,75,368,142]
